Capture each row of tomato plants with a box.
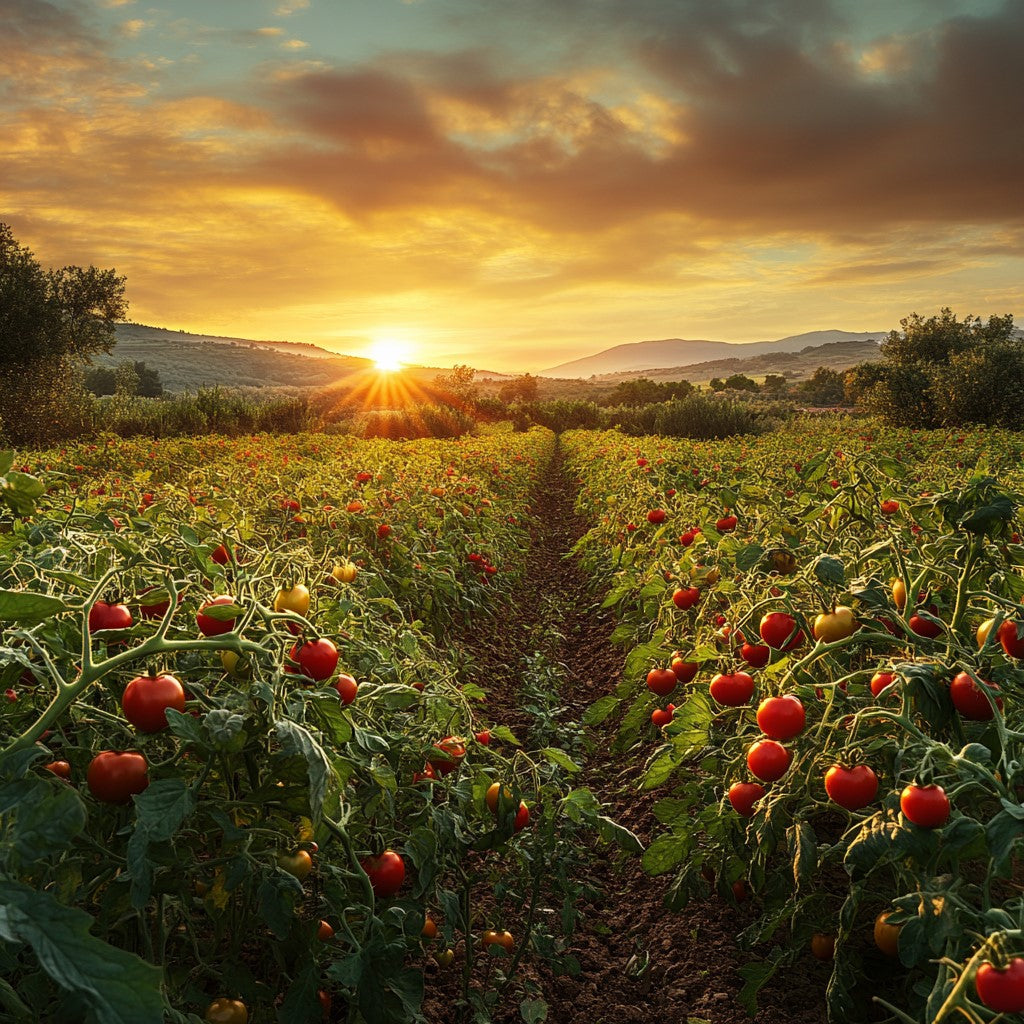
[563,422,1024,1022]
[0,431,636,1024]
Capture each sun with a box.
[368,336,411,372]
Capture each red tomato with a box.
[909,613,943,638]
[728,781,765,817]
[870,671,896,696]
[210,543,231,565]
[646,668,678,696]
[87,750,149,804]
[740,642,770,668]
[672,586,701,610]
[824,765,878,810]
[196,595,236,637]
[137,586,171,619]
[997,619,1024,659]
[513,802,530,832]
[428,735,466,776]
[709,671,755,707]
[759,611,804,651]
[756,695,805,740]
[651,704,675,727]
[669,656,699,683]
[900,784,950,828]
[289,638,339,681]
[976,958,1024,1014]
[88,600,133,633]
[950,672,1003,720]
[332,673,358,705]
[880,500,900,515]
[44,760,71,779]
[121,671,186,732]
[360,850,405,898]
[746,740,792,782]
[474,729,492,745]
[647,509,666,524]
[716,514,738,532]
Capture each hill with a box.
[540,330,887,378]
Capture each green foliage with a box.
[599,378,696,407]
[497,374,540,404]
[847,308,1022,428]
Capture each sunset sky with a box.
[3,0,1023,371]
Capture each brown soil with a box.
[421,439,832,1024]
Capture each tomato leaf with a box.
[595,814,643,854]
[583,695,620,726]
[260,872,302,940]
[0,880,164,1024]
[812,554,846,587]
[789,820,817,893]
[0,589,67,624]
[275,720,336,823]
[520,997,549,1024]
[126,780,196,909]
[641,833,687,875]
[538,747,580,774]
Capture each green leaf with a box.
[736,958,780,1015]
[641,833,687,875]
[583,695,620,726]
[0,589,67,624]
[596,815,643,854]
[789,819,817,892]
[0,472,45,516]
[126,780,196,908]
[260,872,302,939]
[812,555,846,587]
[539,747,580,773]
[520,997,548,1023]
[0,452,14,476]
[0,880,164,1024]
[8,779,86,863]
[275,720,336,822]
[734,544,765,572]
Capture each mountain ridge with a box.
[540,329,889,377]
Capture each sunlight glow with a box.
[369,336,411,372]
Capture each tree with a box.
[723,373,758,392]
[709,378,726,392]
[762,373,788,395]
[497,373,539,404]
[846,308,1020,427]
[795,367,846,406]
[433,365,478,405]
[0,223,127,443]
[84,366,118,396]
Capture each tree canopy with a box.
[0,222,127,370]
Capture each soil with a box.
[421,438,832,1024]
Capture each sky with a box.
[3,0,1023,372]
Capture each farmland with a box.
[3,421,1024,1023]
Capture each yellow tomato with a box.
[812,606,857,643]
[274,583,310,617]
[892,579,907,610]
[219,650,251,679]
[332,563,358,584]
[277,850,313,881]
[485,782,514,814]
[977,616,997,649]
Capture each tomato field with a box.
[3,421,1024,1023]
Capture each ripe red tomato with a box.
[289,638,339,681]
[759,611,804,651]
[824,764,878,810]
[679,530,696,547]
[900,784,950,828]
[746,739,792,782]
[137,587,171,619]
[196,595,236,637]
[332,673,358,705]
[756,694,805,740]
[976,958,1024,1014]
[360,850,405,898]
[672,586,701,610]
[377,523,392,540]
[709,671,755,707]
[950,672,1003,720]
[870,671,896,696]
[909,613,943,639]
[88,600,133,633]
[428,735,466,776]
[669,655,699,683]
[647,509,666,524]
[474,729,492,745]
[87,750,149,804]
[716,514,738,532]
[728,781,765,817]
[122,671,186,732]
[879,499,900,515]
[513,802,530,832]
[646,667,678,696]
[210,544,231,565]
[740,642,770,668]
[44,760,71,779]
[651,704,675,727]
[997,619,1024,659]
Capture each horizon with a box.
[5,0,1023,371]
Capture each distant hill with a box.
[97,324,504,392]
[540,330,888,378]
[588,338,885,385]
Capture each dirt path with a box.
[425,437,831,1024]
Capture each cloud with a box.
[118,18,147,38]
[274,0,309,15]
[281,38,308,50]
